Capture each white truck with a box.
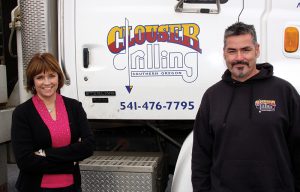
[1,0,299,191]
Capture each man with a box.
[191,22,300,192]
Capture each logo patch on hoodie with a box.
[255,99,276,112]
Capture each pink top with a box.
[32,93,74,188]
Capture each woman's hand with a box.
[73,138,82,165]
[35,149,46,157]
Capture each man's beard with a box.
[231,61,249,78]
[238,72,245,78]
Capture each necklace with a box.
[47,105,54,113]
[46,102,55,113]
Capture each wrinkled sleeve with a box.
[45,101,95,163]
[11,107,74,174]
[192,92,213,192]
[288,87,300,192]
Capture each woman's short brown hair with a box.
[26,53,65,94]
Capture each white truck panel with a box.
[0,108,13,143]
[62,0,249,119]
[266,1,300,93]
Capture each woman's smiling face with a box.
[33,70,58,100]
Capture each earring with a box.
[32,86,35,91]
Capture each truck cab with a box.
[3,0,300,191]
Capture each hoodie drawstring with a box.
[249,84,254,119]
[222,84,236,127]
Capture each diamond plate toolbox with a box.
[79,152,163,192]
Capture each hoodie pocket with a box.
[220,160,285,191]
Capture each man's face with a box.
[223,34,260,82]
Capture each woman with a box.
[11,53,95,192]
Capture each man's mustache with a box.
[232,60,249,66]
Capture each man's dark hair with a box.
[224,22,257,47]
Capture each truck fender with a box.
[171,131,193,192]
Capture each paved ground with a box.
[7,164,18,192]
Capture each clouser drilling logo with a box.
[107,19,201,93]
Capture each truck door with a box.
[61,0,266,119]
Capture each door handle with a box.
[175,0,221,14]
[83,48,89,68]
